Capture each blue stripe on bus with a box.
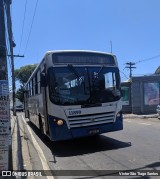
[48,114,123,141]
[48,115,72,141]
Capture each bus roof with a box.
[25,50,118,87]
[45,50,114,56]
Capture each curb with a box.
[10,114,17,171]
[123,114,159,119]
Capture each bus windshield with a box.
[48,66,121,105]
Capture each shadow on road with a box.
[51,135,131,158]
[25,120,160,179]
[27,121,131,158]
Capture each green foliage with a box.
[15,64,37,102]
[15,64,37,86]
[155,66,160,74]
[15,85,25,102]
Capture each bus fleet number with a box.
[69,110,81,116]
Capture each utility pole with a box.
[110,41,112,53]
[0,0,11,171]
[125,62,136,79]
[0,0,7,80]
[5,0,16,116]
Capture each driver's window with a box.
[104,72,115,88]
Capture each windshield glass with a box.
[48,67,121,105]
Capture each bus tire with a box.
[28,110,30,120]
[39,114,44,134]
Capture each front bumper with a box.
[48,114,123,141]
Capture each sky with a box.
[10,0,160,88]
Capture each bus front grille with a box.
[68,112,115,128]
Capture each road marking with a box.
[125,120,132,122]
[139,122,151,126]
[125,120,151,126]
[21,115,54,179]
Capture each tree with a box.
[15,85,25,102]
[155,66,160,74]
[15,64,37,86]
[15,64,37,102]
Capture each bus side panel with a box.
[28,97,39,127]
[24,92,29,118]
[40,86,50,135]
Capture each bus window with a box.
[32,79,34,96]
[30,81,32,96]
[35,73,38,94]
[105,72,116,89]
[37,70,40,94]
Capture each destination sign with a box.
[52,52,116,65]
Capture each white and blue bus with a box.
[24,50,123,141]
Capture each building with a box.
[121,70,160,114]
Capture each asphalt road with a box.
[14,113,160,179]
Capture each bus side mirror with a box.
[40,73,47,87]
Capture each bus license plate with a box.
[89,129,100,135]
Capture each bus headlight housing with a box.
[57,119,63,126]
[116,111,122,118]
[53,117,64,126]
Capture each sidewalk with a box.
[123,113,159,119]
[10,113,17,172]
[11,113,34,178]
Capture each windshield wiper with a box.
[67,64,83,82]
[93,65,104,83]
[97,65,104,75]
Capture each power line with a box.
[4,3,12,77]
[5,0,17,116]
[18,0,28,54]
[135,54,160,64]
[23,0,39,54]
[120,70,129,80]
[123,53,160,78]
[4,1,12,82]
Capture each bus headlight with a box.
[116,111,121,118]
[57,120,63,126]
